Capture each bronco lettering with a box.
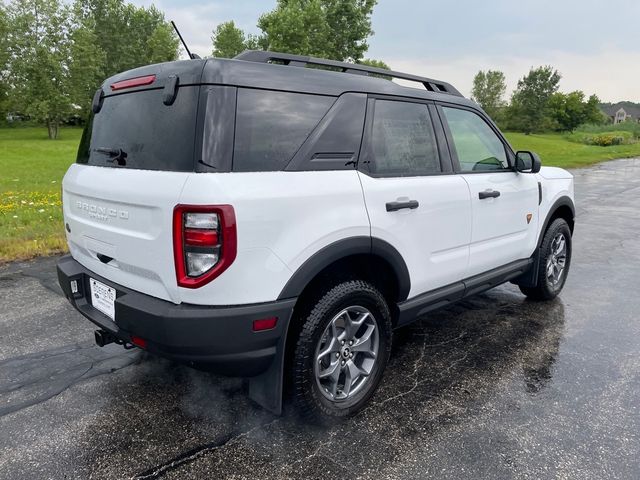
[76,200,129,221]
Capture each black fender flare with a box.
[277,236,411,302]
[537,196,575,248]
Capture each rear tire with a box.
[520,218,572,301]
[291,280,392,422]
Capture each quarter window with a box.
[442,107,509,172]
[233,89,334,172]
[369,100,441,176]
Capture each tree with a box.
[358,58,389,69]
[508,66,561,134]
[68,25,105,116]
[257,0,330,58]
[147,21,181,64]
[321,0,377,62]
[547,92,604,131]
[358,58,391,79]
[244,33,268,51]
[7,0,73,139]
[471,70,506,120]
[256,0,377,62]
[584,94,605,125]
[74,0,179,80]
[0,4,9,121]
[212,21,247,58]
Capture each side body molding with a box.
[277,236,411,302]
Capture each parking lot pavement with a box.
[1,158,640,480]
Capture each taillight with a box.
[173,205,237,288]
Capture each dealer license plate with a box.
[89,278,116,320]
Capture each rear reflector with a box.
[252,317,278,332]
[110,74,156,91]
[130,335,147,349]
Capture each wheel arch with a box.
[277,236,411,303]
[273,237,408,406]
[538,196,575,248]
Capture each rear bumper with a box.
[57,255,296,377]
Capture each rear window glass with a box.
[77,86,199,171]
[233,89,334,172]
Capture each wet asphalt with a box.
[1,158,640,479]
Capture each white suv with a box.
[57,51,575,421]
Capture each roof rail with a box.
[233,50,463,97]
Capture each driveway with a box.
[1,158,639,479]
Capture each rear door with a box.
[358,97,472,298]
[437,105,539,277]
[63,67,202,303]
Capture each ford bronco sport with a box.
[57,51,575,420]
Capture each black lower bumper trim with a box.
[57,255,296,377]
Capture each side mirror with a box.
[515,151,541,174]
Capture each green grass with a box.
[2,126,640,263]
[504,132,640,168]
[0,127,81,262]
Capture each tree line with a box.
[1,0,606,140]
[0,0,386,139]
[471,66,604,134]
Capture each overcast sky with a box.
[132,0,640,102]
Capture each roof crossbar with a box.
[234,50,463,97]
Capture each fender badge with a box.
[526,213,533,224]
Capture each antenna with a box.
[171,21,200,59]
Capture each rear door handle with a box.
[478,190,501,199]
[386,200,419,212]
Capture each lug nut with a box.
[336,353,340,358]
[341,340,345,345]
[349,340,353,346]
[341,360,345,366]
[350,353,353,358]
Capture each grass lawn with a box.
[1,126,640,263]
[504,132,640,169]
[0,127,81,262]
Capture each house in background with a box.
[601,102,640,124]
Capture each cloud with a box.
[124,0,639,102]
[389,50,640,103]
[130,0,269,59]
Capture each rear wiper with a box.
[95,147,127,166]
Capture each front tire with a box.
[520,218,572,301]
[291,280,392,422]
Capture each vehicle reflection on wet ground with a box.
[1,158,639,479]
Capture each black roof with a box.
[102,51,474,108]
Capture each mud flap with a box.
[512,248,540,288]
[248,329,287,415]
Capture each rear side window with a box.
[368,100,441,176]
[233,89,334,172]
[77,86,199,171]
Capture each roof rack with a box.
[234,50,463,97]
